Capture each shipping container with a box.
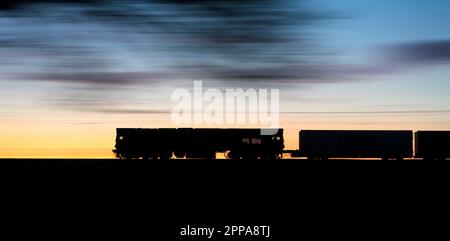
[415,131,450,159]
[299,130,413,160]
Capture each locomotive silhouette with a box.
[113,128,450,160]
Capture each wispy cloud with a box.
[381,40,450,66]
[328,40,450,80]
[30,71,167,86]
[1,1,450,113]
[0,0,324,83]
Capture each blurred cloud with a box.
[1,1,450,113]
[32,71,167,85]
[382,40,450,66]
[0,0,331,110]
[0,0,323,83]
[332,40,450,80]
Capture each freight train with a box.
[113,128,450,160]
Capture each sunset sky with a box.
[1,0,450,158]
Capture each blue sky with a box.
[319,0,450,46]
[294,0,450,112]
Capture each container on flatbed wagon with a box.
[415,131,450,159]
[299,130,413,160]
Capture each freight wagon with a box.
[298,130,413,160]
[415,131,450,160]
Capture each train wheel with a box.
[159,152,172,159]
[121,154,132,160]
[224,151,233,159]
[174,151,186,159]
[262,153,280,160]
[227,151,242,160]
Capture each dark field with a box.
[2,158,449,239]
[0,157,448,176]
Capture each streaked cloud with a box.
[1,1,450,112]
[0,0,324,83]
[332,40,450,80]
[381,40,450,66]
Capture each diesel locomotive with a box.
[113,128,284,159]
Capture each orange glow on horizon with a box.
[1,111,450,158]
